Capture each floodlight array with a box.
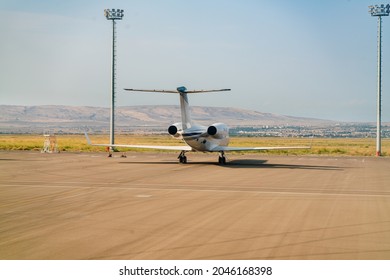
[368,4,390,16]
[104,9,124,20]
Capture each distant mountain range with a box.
[0,105,336,133]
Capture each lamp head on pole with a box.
[104,9,124,20]
[368,4,390,16]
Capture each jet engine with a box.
[168,122,183,139]
[207,123,229,139]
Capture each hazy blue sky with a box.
[0,0,389,122]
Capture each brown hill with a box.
[0,105,334,133]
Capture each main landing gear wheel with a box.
[218,152,227,165]
[178,151,187,164]
[179,156,187,163]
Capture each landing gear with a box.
[218,151,227,165]
[178,151,187,164]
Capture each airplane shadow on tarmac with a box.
[119,159,342,171]
[222,159,342,170]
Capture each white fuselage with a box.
[165,90,231,152]
[172,123,230,152]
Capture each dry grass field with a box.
[0,134,389,156]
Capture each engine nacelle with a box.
[168,122,183,139]
[207,123,229,139]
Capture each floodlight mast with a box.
[368,4,389,156]
[104,9,124,152]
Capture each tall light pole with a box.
[104,9,124,152]
[368,4,389,156]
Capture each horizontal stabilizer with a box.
[124,89,179,93]
[186,89,231,93]
[124,88,231,94]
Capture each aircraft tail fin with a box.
[124,86,231,130]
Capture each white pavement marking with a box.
[2,182,390,198]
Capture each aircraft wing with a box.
[84,132,192,151]
[211,146,311,152]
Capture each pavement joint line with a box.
[2,183,390,198]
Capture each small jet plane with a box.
[85,86,310,164]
